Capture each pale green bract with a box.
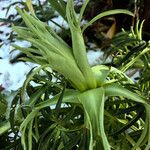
[9,0,150,149]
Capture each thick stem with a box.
[78,88,110,150]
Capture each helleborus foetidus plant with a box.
[5,0,150,149]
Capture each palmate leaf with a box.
[13,1,135,92]
[12,45,48,65]
[13,7,88,91]
[14,9,72,58]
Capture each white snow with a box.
[0,59,33,91]
[0,0,35,91]
[87,50,103,66]
[48,15,68,32]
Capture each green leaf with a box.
[92,65,110,86]
[48,0,66,21]
[14,7,88,91]
[78,0,89,22]
[35,89,80,110]
[28,85,49,107]
[28,119,33,150]
[78,87,110,150]
[121,45,150,72]
[9,92,20,130]
[66,0,96,89]
[0,96,7,117]
[104,83,147,105]
[0,121,10,135]
[55,83,66,110]
[20,109,38,150]
[82,9,134,32]
[26,0,35,16]
[104,83,150,149]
